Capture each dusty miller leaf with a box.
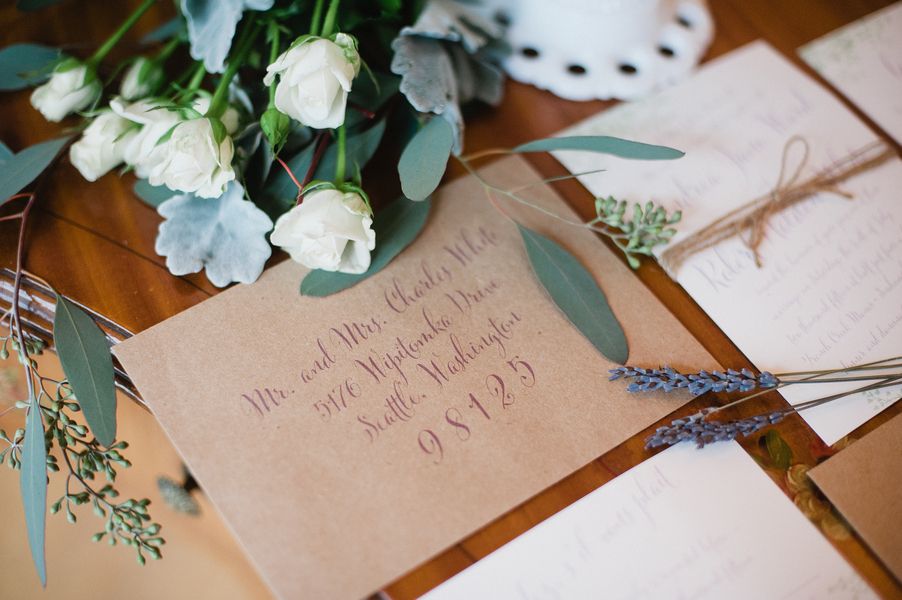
[181,0,274,73]
[301,196,432,296]
[21,397,47,587]
[54,296,117,448]
[518,225,628,364]
[400,0,502,52]
[156,182,273,287]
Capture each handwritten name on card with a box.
[113,156,715,599]
[424,442,876,600]
[555,42,902,445]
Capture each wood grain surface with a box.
[0,1,899,598]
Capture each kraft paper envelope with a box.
[809,412,902,582]
[114,156,716,599]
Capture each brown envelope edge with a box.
[809,411,902,583]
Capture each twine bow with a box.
[658,137,895,275]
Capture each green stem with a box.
[320,0,341,37]
[155,36,181,63]
[206,17,260,120]
[309,0,326,37]
[184,62,206,94]
[335,124,347,183]
[267,22,280,107]
[88,0,156,66]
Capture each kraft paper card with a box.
[424,441,876,599]
[113,156,716,599]
[810,412,902,582]
[554,41,902,445]
[800,1,902,145]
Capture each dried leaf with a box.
[181,0,274,73]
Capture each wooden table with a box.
[1,1,899,597]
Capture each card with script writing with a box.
[809,412,902,582]
[423,441,876,599]
[554,41,902,445]
[113,156,715,599]
[800,1,902,146]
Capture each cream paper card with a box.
[113,157,715,599]
[423,441,876,599]
[554,41,902,445]
[809,411,902,582]
[800,1,902,145]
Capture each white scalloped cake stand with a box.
[482,0,714,101]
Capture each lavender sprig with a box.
[645,408,787,449]
[609,366,778,395]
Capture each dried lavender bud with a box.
[645,409,788,449]
[609,366,778,395]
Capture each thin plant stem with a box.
[206,17,260,120]
[267,22,280,107]
[507,168,607,194]
[88,0,156,67]
[335,124,346,183]
[309,0,326,37]
[788,376,902,413]
[154,36,180,62]
[184,62,206,94]
[300,131,332,197]
[320,0,341,37]
[775,356,902,378]
[275,156,302,197]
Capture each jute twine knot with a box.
[658,137,894,275]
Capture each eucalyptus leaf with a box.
[54,296,117,448]
[764,430,793,470]
[301,196,431,296]
[514,136,684,160]
[518,225,628,364]
[141,16,185,44]
[133,179,176,208]
[181,0,274,73]
[0,137,70,206]
[156,182,273,287]
[0,141,13,163]
[21,398,47,587]
[398,117,453,201]
[0,43,62,90]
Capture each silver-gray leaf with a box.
[401,0,502,53]
[155,182,273,287]
[181,0,274,73]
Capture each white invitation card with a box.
[800,1,902,145]
[553,41,902,445]
[424,442,875,599]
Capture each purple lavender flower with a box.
[645,409,787,449]
[609,366,778,396]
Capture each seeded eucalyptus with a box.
[590,196,682,268]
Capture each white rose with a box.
[111,97,181,178]
[147,117,235,198]
[69,110,136,182]
[192,94,241,135]
[271,188,375,274]
[264,33,360,129]
[120,57,164,101]
[30,61,101,122]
